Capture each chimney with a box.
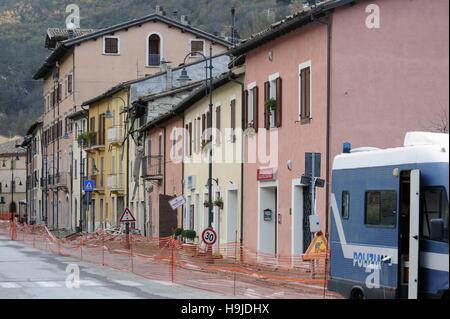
[156,5,165,15]
[180,15,190,26]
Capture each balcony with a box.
[84,132,105,152]
[108,174,124,194]
[56,173,68,189]
[107,126,124,145]
[89,174,104,192]
[142,155,164,180]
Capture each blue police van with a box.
[328,132,449,299]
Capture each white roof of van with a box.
[333,132,449,170]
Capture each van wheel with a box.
[350,288,365,300]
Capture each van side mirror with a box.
[430,219,444,241]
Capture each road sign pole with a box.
[125,222,130,249]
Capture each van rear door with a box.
[409,169,420,299]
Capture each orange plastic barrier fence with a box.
[0,221,341,299]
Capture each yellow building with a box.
[180,69,244,249]
[81,88,129,231]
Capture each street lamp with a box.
[177,45,215,230]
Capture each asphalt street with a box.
[0,234,229,299]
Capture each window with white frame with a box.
[103,36,120,55]
[246,83,257,129]
[299,61,312,123]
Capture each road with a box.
[0,234,229,299]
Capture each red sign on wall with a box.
[257,168,275,181]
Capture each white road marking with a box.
[113,280,144,287]
[35,281,62,288]
[80,280,103,287]
[0,282,21,288]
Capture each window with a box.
[104,37,119,55]
[264,75,282,129]
[67,74,73,94]
[342,191,350,219]
[171,128,177,160]
[421,187,449,242]
[299,62,312,123]
[365,191,397,227]
[148,34,161,66]
[230,99,236,143]
[244,84,258,131]
[190,40,204,57]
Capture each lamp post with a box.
[178,45,214,229]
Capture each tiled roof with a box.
[230,0,356,56]
[0,138,26,156]
[45,28,98,49]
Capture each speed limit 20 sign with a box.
[202,228,217,246]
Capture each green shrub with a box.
[182,230,197,241]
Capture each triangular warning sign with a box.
[303,231,328,261]
[120,208,136,223]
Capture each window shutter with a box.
[216,106,221,146]
[264,81,270,130]
[230,99,236,143]
[188,122,192,156]
[243,90,248,130]
[276,77,282,127]
[253,86,259,133]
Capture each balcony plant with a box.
[265,98,277,111]
[203,200,211,208]
[214,197,224,210]
[173,228,184,241]
[77,131,94,145]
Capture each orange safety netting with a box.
[0,220,341,299]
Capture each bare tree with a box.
[428,106,449,133]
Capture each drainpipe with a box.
[227,71,245,245]
[313,15,332,239]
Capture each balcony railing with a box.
[107,126,124,145]
[148,54,161,66]
[56,173,68,188]
[107,174,124,192]
[89,174,104,191]
[143,155,164,180]
[84,132,105,150]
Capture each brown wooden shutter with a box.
[253,86,259,133]
[188,122,192,156]
[243,90,248,130]
[276,77,282,127]
[201,114,206,145]
[230,99,236,143]
[216,106,221,146]
[264,81,270,130]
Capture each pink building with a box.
[231,0,449,258]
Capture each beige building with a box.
[0,139,27,221]
[180,71,245,249]
[33,8,230,231]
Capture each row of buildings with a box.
[22,0,448,257]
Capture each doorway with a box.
[258,184,278,256]
[226,190,238,244]
[292,181,305,256]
